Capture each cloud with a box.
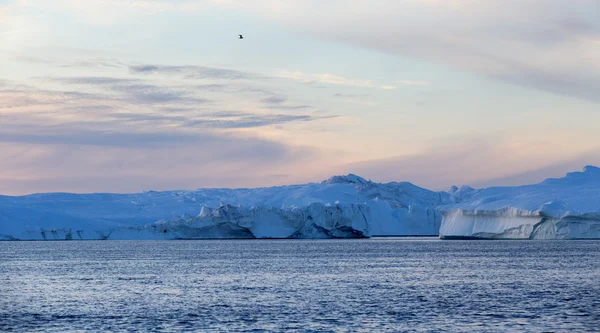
[0,86,109,108]
[241,0,600,103]
[0,127,219,148]
[41,76,210,105]
[61,59,127,69]
[194,84,227,92]
[184,114,314,129]
[265,105,312,110]
[276,70,399,90]
[48,76,137,85]
[104,112,188,124]
[491,64,600,103]
[1,76,332,137]
[113,83,209,104]
[129,64,262,80]
[0,120,302,165]
[0,103,323,194]
[0,75,326,194]
[333,93,371,98]
[0,73,327,194]
[47,69,314,110]
[260,96,287,104]
[259,95,312,110]
[332,93,377,106]
[197,111,247,118]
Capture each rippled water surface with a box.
[1,239,599,332]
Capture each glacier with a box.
[0,175,448,240]
[439,166,600,239]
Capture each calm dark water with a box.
[1,239,599,332]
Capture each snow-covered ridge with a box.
[439,166,600,239]
[0,175,448,240]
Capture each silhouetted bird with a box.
[239,34,244,39]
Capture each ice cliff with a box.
[0,174,448,240]
[439,166,600,239]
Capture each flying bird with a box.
[238,34,243,39]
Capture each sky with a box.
[1,0,599,194]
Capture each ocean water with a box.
[1,239,599,332]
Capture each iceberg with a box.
[0,174,448,240]
[439,166,600,239]
[3,166,598,240]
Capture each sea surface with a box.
[1,238,599,332]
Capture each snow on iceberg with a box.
[0,174,449,240]
[439,166,600,239]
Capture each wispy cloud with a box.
[266,105,312,110]
[260,96,287,104]
[184,114,314,129]
[113,83,209,104]
[276,70,400,90]
[0,75,326,193]
[196,111,248,118]
[0,86,109,108]
[1,79,327,131]
[194,84,227,92]
[39,76,210,105]
[333,93,371,98]
[259,95,312,110]
[129,64,262,80]
[48,76,137,85]
[331,93,377,106]
[242,0,600,103]
[62,59,127,69]
[2,0,598,194]
[0,126,213,148]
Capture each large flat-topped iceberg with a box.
[0,174,449,240]
[440,166,600,239]
[3,167,599,240]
